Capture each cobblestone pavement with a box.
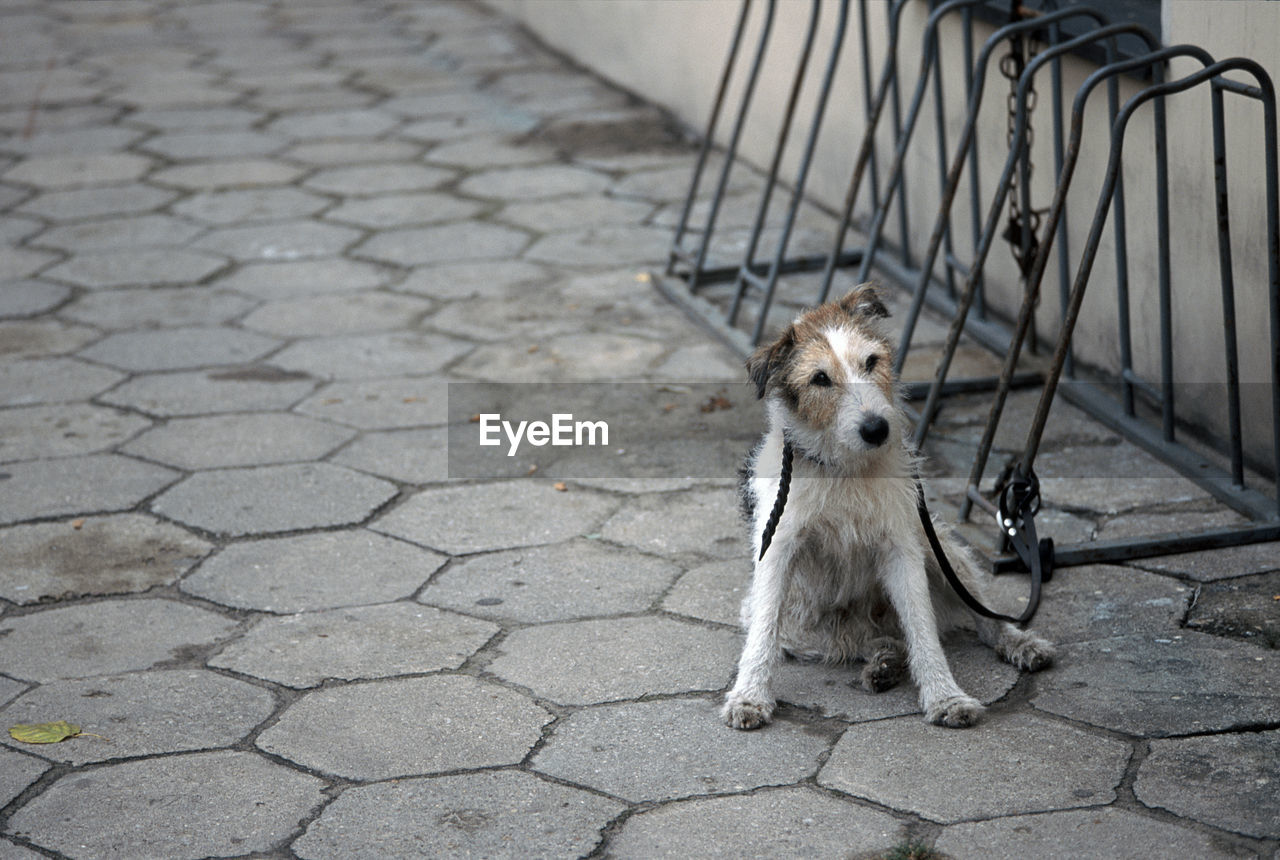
[1,2,1278,858]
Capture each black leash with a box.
[757,442,1047,626]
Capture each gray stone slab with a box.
[523,224,671,268]
[1131,537,1280,581]
[0,280,70,319]
[1031,632,1280,736]
[149,159,305,189]
[422,295,587,343]
[1034,444,1210,514]
[77,326,279,371]
[0,669,275,764]
[253,88,378,112]
[100,367,317,416]
[663,559,751,626]
[294,770,623,860]
[182,529,445,612]
[17,185,176,221]
[211,603,498,688]
[426,136,552,168]
[271,331,473,380]
[171,187,328,224]
[60,286,256,330]
[934,806,1245,860]
[459,165,610,200]
[293,377,449,429]
[609,786,904,859]
[0,248,56,281]
[0,513,210,605]
[1184,570,1280,648]
[488,616,739,705]
[125,412,352,469]
[285,139,422,165]
[152,462,397,536]
[3,153,151,189]
[43,249,228,289]
[0,598,236,682]
[31,214,205,252]
[0,320,100,358]
[0,676,28,709]
[354,221,530,266]
[124,106,263,130]
[267,107,400,138]
[601,489,744,561]
[772,636,1022,722]
[393,259,548,300]
[257,675,551,780]
[323,191,485,228]
[241,292,433,337]
[213,257,391,300]
[501,196,656,234]
[330,426,448,483]
[0,357,123,406]
[1136,730,1280,839]
[421,539,679,623]
[193,220,361,262]
[0,454,178,525]
[0,216,43,245]
[532,697,832,802]
[0,747,48,809]
[8,750,325,860]
[372,480,617,554]
[0,403,150,462]
[142,130,287,160]
[453,333,667,382]
[304,163,455,196]
[818,712,1130,823]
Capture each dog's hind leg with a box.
[858,636,908,693]
[975,616,1055,672]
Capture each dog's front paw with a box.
[925,694,984,728]
[1000,631,1056,672]
[722,692,774,730]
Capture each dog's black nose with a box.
[859,415,890,447]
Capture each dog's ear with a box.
[838,283,890,321]
[747,324,796,399]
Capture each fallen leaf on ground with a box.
[553,482,568,492]
[71,519,85,530]
[9,721,81,744]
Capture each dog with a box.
[724,283,1054,730]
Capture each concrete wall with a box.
[489,0,1280,476]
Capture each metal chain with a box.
[999,28,1046,280]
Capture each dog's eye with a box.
[865,355,881,373]
[811,370,832,387]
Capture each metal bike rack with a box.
[657,0,1280,572]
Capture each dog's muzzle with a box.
[859,415,890,447]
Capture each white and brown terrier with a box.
[725,284,1054,730]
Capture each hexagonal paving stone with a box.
[523,224,671,267]
[152,463,397,536]
[1183,570,1280,647]
[487,616,739,705]
[17,185,176,221]
[0,357,123,407]
[324,191,485,228]
[59,287,256,330]
[42,249,227,289]
[181,529,445,612]
[77,326,279,371]
[8,751,325,860]
[0,280,70,318]
[934,806,1248,859]
[609,786,904,859]
[0,320,99,358]
[0,513,210,605]
[1135,730,1280,839]
[171,187,329,224]
[3,153,152,188]
[267,107,400,138]
[271,331,473,380]
[32,214,205,251]
[421,539,679,623]
[354,222,530,266]
[0,403,150,462]
[286,139,421,165]
[193,220,361,262]
[501,194,655,231]
[817,712,1131,823]
[393,259,547,300]
[241,292,433,337]
[0,598,237,682]
[293,377,449,429]
[330,426,448,484]
[372,480,617,554]
[0,247,56,281]
[141,130,288,160]
[0,747,48,809]
[294,770,623,860]
[1031,632,1280,736]
[663,559,751,626]
[210,603,498,688]
[100,367,317,417]
[257,675,551,780]
[452,332,666,382]
[304,163,454,195]
[600,488,745,560]
[149,159,305,189]
[532,698,832,803]
[213,257,390,300]
[458,164,610,199]
[1130,536,1280,582]
[0,455,178,525]
[125,106,263,130]
[123,412,354,469]
[0,670,275,764]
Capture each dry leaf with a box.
[469,414,482,423]
[71,519,85,530]
[527,464,539,475]
[527,344,540,354]
[635,272,652,283]
[9,721,81,744]
[553,482,568,492]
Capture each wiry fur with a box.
[724,284,1054,730]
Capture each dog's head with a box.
[747,284,900,465]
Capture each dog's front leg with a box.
[722,537,795,730]
[881,545,983,728]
